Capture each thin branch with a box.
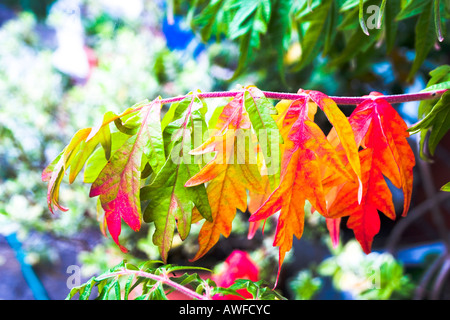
[414,253,446,300]
[144,88,449,110]
[416,154,450,250]
[430,256,450,300]
[97,269,210,300]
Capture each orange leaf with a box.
[326,95,415,253]
[249,96,355,284]
[185,93,264,261]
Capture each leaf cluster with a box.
[177,0,450,81]
[67,259,285,300]
[43,83,433,287]
[408,65,450,191]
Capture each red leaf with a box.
[325,95,415,253]
[89,100,163,252]
[249,95,356,285]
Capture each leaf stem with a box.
[98,269,210,300]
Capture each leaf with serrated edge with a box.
[140,95,211,262]
[185,92,265,261]
[325,94,415,253]
[249,96,355,286]
[89,100,164,252]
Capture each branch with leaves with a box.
[43,67,450,287]
[67,259,286,300]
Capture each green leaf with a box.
[441,181,450,191]
[417,65,450,121]
[97,279,117,300]
[228,0,272,79]
[266,0,292,80]
[83,131,131,184]
[339,0,363,12]
[377,0,387,28]
[244,87,281,179]
[323,0,338,56]
[384,0,401,53]
[409,90,450,157]
[79,278,96,300]
[420,81,450,92]
[140,95,212,262]
[330,24,380,67]
[359,0,370,35]
[295,0,334,70]
[227,0,259,39]
[123,274,135,300]
[68,112,113,183]
[408,0,435,81]
[396,0,432,20]
[66,277,95,300]
[435,0,444,42]
[192,0,226,41]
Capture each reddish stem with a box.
[158,88,448,106]
[97,269,210,300]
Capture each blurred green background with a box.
[0,0,449,300]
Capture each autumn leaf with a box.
[42,127,93,213]
[140,94,211,263]
[185,92,265,261]
[42,149,67,213]
[248,95,356,284]
[325,94,415,253]
[89,99,165,252]
[42,101,151,215]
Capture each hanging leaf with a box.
[408,0,435,81]
[185,92,265,261]
[325,94,415,253]
[249,94,356,284]
[140,94,212,262]
[89,99,165,252]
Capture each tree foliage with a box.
[177,0,450,80]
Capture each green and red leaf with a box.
[249,94,357,283]
[185,92,265,261]
[89,100,164,252]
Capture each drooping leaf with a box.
[396,0,432,21]
[42,150,67,213]
[307,90,362,196]
[185,92,265,261]
[294,0,334,70]
[326,217,341,249]
[244,86,281,181]
[408,0,436,81]
[42,101,150,214]
[384,0,401,53]
[89,100,164,252]
[248,95,356,284]
[409,65,450,160]
[358,0,370,35]
[409,90,450,158]
[68,112,113,183]
[325,94,415,253]
[140,94,212,263]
